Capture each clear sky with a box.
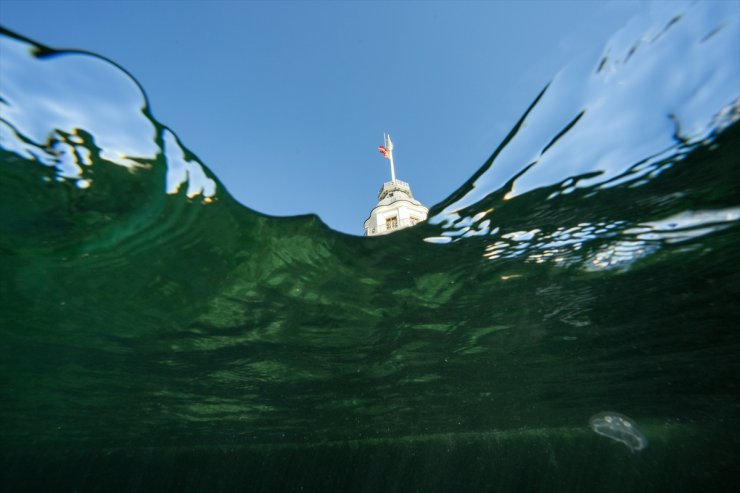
[1,0,645,235]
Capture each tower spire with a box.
[366,134,428,235]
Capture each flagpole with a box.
[387,134,397,183]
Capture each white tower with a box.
[364,134,428,236]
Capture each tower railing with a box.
[378,180,411,199]
[383,179,410,189]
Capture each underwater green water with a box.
[2,2,740,491]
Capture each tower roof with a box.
[376,180,421,204]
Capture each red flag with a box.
[378,145,390,158]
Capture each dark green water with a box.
[2,3,740,492]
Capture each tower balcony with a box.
[364,217,422,236]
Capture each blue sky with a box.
[1,1,645,235]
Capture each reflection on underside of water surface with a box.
[421,2,739,273]
[477,207,740,271]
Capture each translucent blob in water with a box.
[589,412,648,452]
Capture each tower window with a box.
[385,216,398,230]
